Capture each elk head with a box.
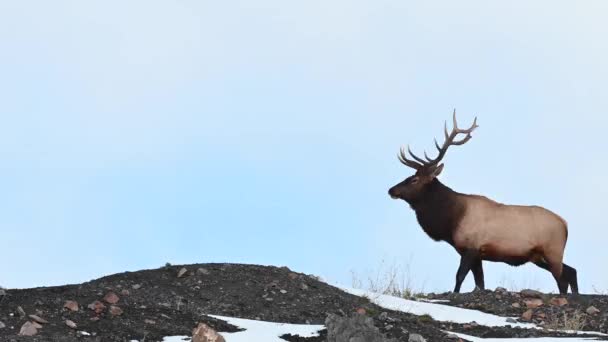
[388,110,478,203]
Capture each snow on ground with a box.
[343,287,535,328]
[157,289,605,341]
[160,315,323,342]
[448,331,598,342]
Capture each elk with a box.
[388,111,578,294]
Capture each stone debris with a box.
[520,289,543,299]
[65,320,77,329]
[521,309,533,321]
[19,321,39,336]
[549,297,568,306]
[178,267,188,278]
[409,333,427,342]
[523,298,543,309]
[109,305,124,316]
[325,314,398,342]
[103,292,120,304]
[28,315,49,324]
[64,300,80,312]
[192,322,226,342]
[197,268,211,275]
[88,300,106,314]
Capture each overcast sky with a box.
[1,1,607,293]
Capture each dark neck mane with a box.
[407,179,465,244]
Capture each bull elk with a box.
[388,111,578,294]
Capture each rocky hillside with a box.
[0,263,606,341]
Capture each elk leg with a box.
[454,250,478,293]
[471,259,485,291]
[562,263,579,294]
[534,260,568,294]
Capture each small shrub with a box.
[543,310,587,331]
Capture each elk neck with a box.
[407,178,466,245]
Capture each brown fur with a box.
[389,177,578,294]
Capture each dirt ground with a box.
[0,263,606,341]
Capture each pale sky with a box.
[1,1,607,293]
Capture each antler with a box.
[399,109,478,170]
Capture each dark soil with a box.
[422,288,608,335]
[0,263,606,341]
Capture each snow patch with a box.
[448,331,598,341]
[342,287,534,328]
[160,315,323,342]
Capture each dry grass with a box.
[350,259,425,299]
[542,310,587,332]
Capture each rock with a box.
[549,297,568,306]
[17,306,26,318]
[409,334,427,342]
[288,272,298,280]
[109,305,123,316]
[197,268,211,275]
[192,322,226,342]
[325,314,397,342]
[0,288,5,296]
[495,287,508,293]
[280,289,287,294]
[103,292,120,304]
[520,289,543,299]
[64,300,79,312]
[506,318,517,323]
[445,333,460,339]
[88,300,106,314]
[379,312,389,321]
[65,320,77,329]
[32,321,43,329]
[300,283,309,290]
[132,284,142,290]
[356,308,367,315]
[586,306,600,315]
[535,312,546,319]
[145,319,156,325]
[523,298,543,308]
[521,309,533,321]
[511,302,521,308]
[19,321,38,336]
[28,315,49,324]
[121,289,130,296]
[0,321,5,329]
[178,267,188,278]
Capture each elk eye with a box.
[410,178,419,184]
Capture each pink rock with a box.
[19,321,38,336]
[192,323,225,342]
[524,298,543,308]
[88,300,106,314]
[109,305,123,316]
[103,292,120,304]
[64,300,79,312]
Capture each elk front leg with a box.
[454,250,479,293]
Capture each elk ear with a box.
[430,164,444,178]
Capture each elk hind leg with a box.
[471,259,485,291]
[562,263,579,294]
[534,259,568,294]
